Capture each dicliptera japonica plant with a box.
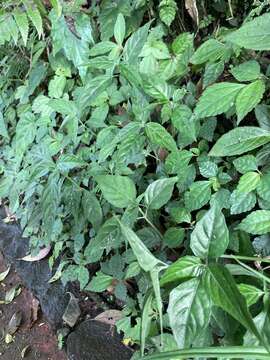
[1,0,270,358]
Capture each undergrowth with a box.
[1,0,270,358]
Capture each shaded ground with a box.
[0,252,67,360]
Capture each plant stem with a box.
[222,254,270,264]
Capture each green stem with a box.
[222,254,270,264]
[138,208,162,238]
[140,346,270,359]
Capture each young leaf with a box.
[190,205,229,259]
[114,13,125,45]
[257,172,270,202]
[237,172,261,193]
[209,127,270,157]
[238,210,270,235]
[168,277,211,349]
[159,0,177,27]
[236,80,265,124]
[160,256,202,287]
[225,12,270,50]
[96,175,136,208]
[145,122,177,152]
[195,82,245,119]
[238,283,264,307]
[144,177,178,210]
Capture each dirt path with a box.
[0,252,67,360]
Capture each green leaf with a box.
[48,75,66,98]
[209,127,270,157]
[165,150,193,174]
[238,283,264,307]
[168,277,211,348]
[204,264,264,346]
[231,60,261,82]
[78,266,89,290]
[144,177,178,210]
[41,173,60,238]
[0,111,8,139]
[257,172,270,202]
[233,155,258,174]
[171,105,196,143]
[86,271,113,292]
[236,80,265,124]
[89,41,116,56]
[141,292,154,356]
[195,82,245,119]
[14,112,36,155]
[123,22,151,64]
[50,11,90,79]
[230,190,256,215]
[203,61,224,88]
[50,0,62,17]
[163,227,185,248]
[190,205,229,259]
[138,346,270,359]
[184,181,211,212]
[118,220,163,272]
[84,218,122,263]
[237,172,260,193]
[25,2,43,38]
[114,13,125,45]
[225,12,270,50]
[145,122,177,152]
[238,210,270,235]
[191,39,226,64]
[13,10,29,46]
[159,0,177,27]
[57,154,86,172]
[82,191,103,231]
[160,256,202,286]
[96,175,136,208]
[172,32,193,55]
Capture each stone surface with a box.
[0,207,69,328]
[67,320,133,360]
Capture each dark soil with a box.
[0,252,67,360]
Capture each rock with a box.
[67,320,133,360]
[0,207,69,328]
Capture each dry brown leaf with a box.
[94,310,123,326]
[7,310,22,335]
[0,266,10,282]
[62,292,80,327]
[21,345,30,358]
[30,298,40,326]
[19,246,51,262]
[185,0,199,25]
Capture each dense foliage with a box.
[1,0,270,358]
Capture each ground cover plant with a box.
[1,0,270,358]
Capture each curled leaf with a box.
[19,246,51,262]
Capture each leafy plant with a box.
[1,0,270,358]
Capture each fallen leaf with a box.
[3,285,22,304]
[7,310,22,335]
[19,246,51,262]
[185,0,199,25]
[94,310,123,326]
[30,298,39,326]
[0,266,10,282]
[5,333,13,344]
[21,345,30,358]
[62,292,80,327]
